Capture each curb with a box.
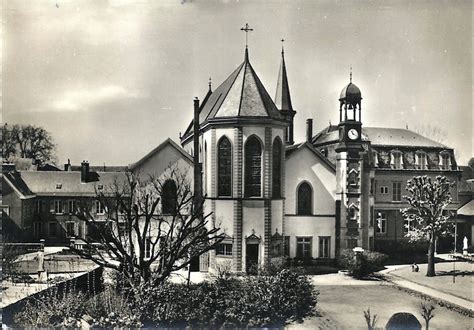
[384,276,473,317]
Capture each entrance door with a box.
[189,255,200,272]
[246,243,259,274]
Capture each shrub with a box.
[375,240,429,264]
[86,286,142,328]
[127,268,318,328]
[339,249,388,278]
[13,283,86,327]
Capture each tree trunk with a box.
[426,235,436,277]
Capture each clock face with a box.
[348,128,359,140]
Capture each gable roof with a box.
[286,141,336,172]
[182,50,284,138]
[3,171,35,199]
[17,170,128,197]
[457,199,474,217]
[312,126,449,149]
[130,138,193,171]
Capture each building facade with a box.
[3,44,469,272]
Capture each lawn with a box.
[389,261,473,302]
[289,279,472,329]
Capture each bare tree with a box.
[1,124,56,164]
[401,176,454,277]
[420,300,435,330]
[363,308,378,330]
[71,166,223,287]
[414,124,447,145]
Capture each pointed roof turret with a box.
[274,40,293,111]
[181,47,285,141]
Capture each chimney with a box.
[64,158,71,171]
[306,118,313,142]
[81,160,89,183]
[193,97,203,218]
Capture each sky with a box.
[3,0,472,166]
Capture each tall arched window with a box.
[297,182,312,215]
[272,138,282,198]
[218,136,232,196]
[245,136,262,197]
[162,179,177,215]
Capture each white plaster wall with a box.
[242,200,265,237]
[271,200,283,234]
[242,200,265,265]
[214,199,234,236]
[285,146,336,215]
[134,144,193,183]
[285,216,336,258]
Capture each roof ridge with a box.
[237,56,249,116]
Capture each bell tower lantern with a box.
[335,69,365,252]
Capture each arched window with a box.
[245,136,262,197]
[272,138,282,198]
[162,179,177,215]
[297,182,312,215]
[218,136,232,196]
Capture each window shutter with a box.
[50,201,55,213]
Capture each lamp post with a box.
[453,216,457,283]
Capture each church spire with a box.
[275,38,293,111]
[275,39,296,146]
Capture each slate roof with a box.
[3,171,35,198]
[340,82,362,101]
[274,49,293,111]
[183,50,284,138]
[312,126,449,149]
[362,127,448,148]
[69,165,128,172]
[457,199,474,217]
[17,170,128,197]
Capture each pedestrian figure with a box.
[414,263,419,272]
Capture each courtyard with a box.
[290,271,473,329]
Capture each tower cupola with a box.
[339,68,362,123]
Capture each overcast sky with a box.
[3,0,472,166]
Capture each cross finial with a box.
[350,66,353,83]
[241,23,253,48]
[281,38,285,55]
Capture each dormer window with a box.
[415,151,428,170]
[56,183,62,189]
[390,150,403,169]
[439,151,451,170]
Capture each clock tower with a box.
[335,70,364,252]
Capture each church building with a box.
[2,29,465,273]
[177,43,372,272]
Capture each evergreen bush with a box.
[339,249,388,278]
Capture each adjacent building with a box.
[3,43,470,273]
